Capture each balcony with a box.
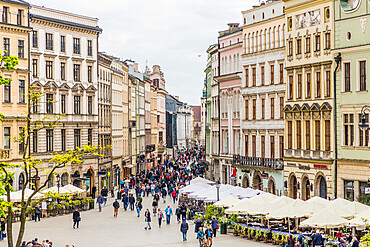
[0,149,10,161]
[233,155,284,171]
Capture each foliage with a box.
[359,195,370,206]
[361,233,370,246]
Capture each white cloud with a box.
[30,0,259,105]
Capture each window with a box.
[315,34,321,52]
[316,72,321,98]
[344,114,354,146]
[261,98,265,119]
[19,80,25,103]
[88,96,93,115]
[297,74,302,99]
[270,65,274,84]
[32,98,38,113]
[245,135,249,156]
[159,131,163,142]
[315,120,321,150]
[46,94,53,114]
[88,40,93,56]
[296,38,302,55]
[46,61,53,79]
[245,68,249,87]
[261,66,265,86]
[3,81,10,103]
[46,129,53,152]
[74,64,81,82]
[344,62,351,92]
[305,121,311,150]
[19,127,24,153]
[279,136,284,158]
[270,98,275,119]
[61,95,66,114]
[252,67,256,86]
[61,129,66,151]
[359,114,369,147]
[360,61,367,91]
[325,120,330,151]
[3,38,10,56]
[344,180,354,201]
[325,71,331,97]
[17,10,23,26]
[88,66,92,83]
[279,96,284,119]
[252,99,256,120]
[73,38,80,54]
[325,32,331,50]
[32,31,38,48]
[244,100,249,120]
[305,36,311,54]
[287,121,292,149]
[18,40,24,58]
[74,129,81,149]
[32,59,38,77]
[270,136,275,158]
[60,35,66,52]
[288,40,293,56]
[2,7,8,23]
[297,120,302,149]
[4,127,10,149]
[88,128,93,145]
[261,136,265,158]
[359,182,370,198]
[252,135,256,157]
[279,63,284,83]
[46,33,53,50]
[306,73,311,98]
[60,62,66,80]
[288,75,293,99]
[32,130,37,153]
[74,95,81,114]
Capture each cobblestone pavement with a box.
[4,196,270,247]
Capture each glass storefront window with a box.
[344,180,354,201]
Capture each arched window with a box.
[233,54,237,72]
[264,29,267,50]
[282,24,286,46]
[260,30,263,51]
[273,26,276,48]
[48,175,54,188]
[277,25,281,47]
[61,173,68,186]
[251,32,255,53]
[268,28,272,49]
[19,173,25,190]
[248,33,251,53]
[229,55,232,74]
[236,53,239,71]
[224,57,227,74]
[244,34,248,54]
[255,31,259,52]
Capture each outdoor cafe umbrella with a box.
[62,184,85,194]
[214,195,240,208]
[300,209,349,228]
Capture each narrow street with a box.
[5,196,269,247]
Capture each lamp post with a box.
[359,105,370,131]
[56,174,61,194]
[216,180,221,202]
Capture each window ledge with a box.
[341,146,355,149]
[2,102,13,104]
[17,102,26,105]
[356,90,368,93]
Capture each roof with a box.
[192,106,201,122]
[1,0,30,7]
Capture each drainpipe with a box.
[334,53,341,199]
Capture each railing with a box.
[233,155,284,171]
[0,149,10,160]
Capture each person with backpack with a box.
[96,195,103,212]
[113,199,120,217]
[180,219,189,241]
[101,187,108,206]
[128,194,135,211]
[72,209,81,229]
[164,205,173,224]
[175,205,181,223]
[211,216,218,237]
[172,190,177,204]
[144,209,151,230]
[157,208,163,228]
[135,199,142,217]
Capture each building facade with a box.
[283,0,334,200]
[193,106,202,145]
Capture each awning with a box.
[125,164,134,169]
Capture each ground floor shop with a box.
[210,156,233,184]
[338,159,370,202]
[283,160,333,200]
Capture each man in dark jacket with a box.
[122,193,128,211]
[128,194,135,211]
[113,199,120,217]
[195,218,202,233]
[101,187,108,206]
[180,219,189,241]
[175,206,181,223]
[0,218,5,240]
[34,205,41,222]
[312,230,323,246]
[73,209,81,229]
[180,203,187,220]
[211,216,218,237]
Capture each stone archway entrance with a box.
[301,176,310,201]
[289,174,298,199]
[316,175,327,199]
[252,172,263,190]
[268,178,276,194]
[242,174,249,188]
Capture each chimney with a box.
[134,63,139,72]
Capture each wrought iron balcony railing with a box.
[233,155,284,171]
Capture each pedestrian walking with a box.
[180,203,187,220]
[152,199,158,215]
[34,204,42,222]
[0,218,5,241]
[211,216,218,237]
[171,190,177,204]
[113,199,120,217]
[312,230,323,246]
[157,208,163,228]
[352,237,359,247]
[195,218,203,233]
[122,193,128,211]
[205,225,213,247]
[197,227,205,247]
[144,209,151,230]
[129,194,135,211]
[180,219,188,241]
[72,209,81,229]
[162,187,167,203]
[101,187,108,206]
[164,205,173,224]
[135,199,143,217]
[96,195,103,212]
[92,186,96,199]
[287,235,294,247]
[175,205,181,223]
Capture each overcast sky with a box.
[30,0,259,105]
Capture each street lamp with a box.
[359,105,370,131]
[216,180,221,202]
[56,174,61,194]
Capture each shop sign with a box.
[314,164,328,169]
[261,173,269,179]
[365,188,370,195]
[298,164,310,170]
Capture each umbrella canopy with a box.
[344,201,370,216]
[300,209,349,228]
[0,188,43,202]
[267,204,308,219]
[190,177,215,185]
[259,193,279,201]
[179,182,211,194]
[225,197,268,215]
[41,186,70,194]
[348,211,370,227]
[304,196,330,214]
[62,184,85,194]
[214,195,240,208]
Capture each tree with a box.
[0,52,104,247]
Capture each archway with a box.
[61,172,69,186]
[72,171,82,188]
[252,172,263,190]
[289,174,298,199]
[242,174,250,188]
[301,175,311,201]
[267,177,276,194]
[86,167,94,195]
[316,175,327,199]
[18,173,25,191]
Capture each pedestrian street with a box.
[6,196,270,247]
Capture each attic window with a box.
[262,12,265,19]
[253,15,255,20]
[244,18,246,25]
[272,9,275,14]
